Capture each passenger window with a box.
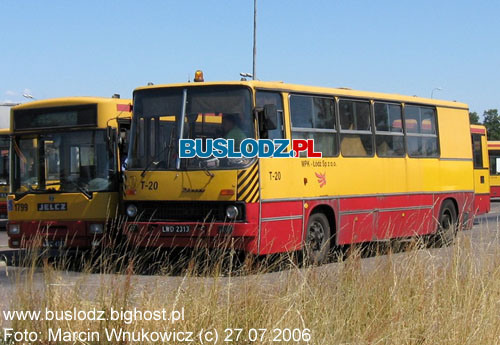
[290,94,337,157]
[374,102,405,157]
[421,108,437,134]
[404,106,420,134]
[256,91,284,140]
[339,99,373,157]
[405,105,439,157]
[472,134,484,169]
[489,150,500,174]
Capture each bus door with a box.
[472,131,490,214]
[117,118,131,170]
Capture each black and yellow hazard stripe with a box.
[237,163,259,203]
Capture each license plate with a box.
[161,225,190,233]
[42,240,65,248]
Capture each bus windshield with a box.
[0,136,9,185]
[12,130,116,195]
[128,85,254,170]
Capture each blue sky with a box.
[1,0,499,116]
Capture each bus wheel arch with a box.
[303,204,336,264]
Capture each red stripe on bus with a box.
[470,128,486,134]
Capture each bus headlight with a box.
[89,223,104,234]
[226,205,239,220]
[126,204,138,218]
[8,224,20,235]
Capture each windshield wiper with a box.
[141,159,163,178]
[194,156,215,178]
[69,181,93,199]
[16,181,93,199]
[14,186,45,200]
[141,145,172,177]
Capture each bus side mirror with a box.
[257,104,278,138]
[263,104,278,130]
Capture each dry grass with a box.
[2,227,500,344]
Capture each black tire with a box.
[304,213,331,265]
[435,200,458,247]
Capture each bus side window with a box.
[490,152,500,175]
[472,134,484,168]
[339,99,373,157]
[289,94,337,157]
[374,102,405,157]
[405,105,439,157]
[256,91,284,140]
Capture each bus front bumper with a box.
[124,221,259,251]
[7,220,108,249]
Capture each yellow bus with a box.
[122,78,476,262]
[0,129,9,228]
[488,140,500,198]
[7,97,131,249]
[470,125,490,212]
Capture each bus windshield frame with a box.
[128,85,255,171]
[11,129,117,198]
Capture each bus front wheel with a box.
[435,200,458,247]
[304,213,331,265]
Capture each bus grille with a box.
[127,201,246,222]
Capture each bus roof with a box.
[11,96,131,111]
[134,80,468,110]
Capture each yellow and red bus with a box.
[0,129,10,228]
[470,125,490,212]
[122,79,476,262]
[7,97,131,249]
[488,140,500,198]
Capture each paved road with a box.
[1,202,500,314]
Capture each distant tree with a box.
[469,111,480,124]
[483,109,500,140]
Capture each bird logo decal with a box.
[315,172,326,188]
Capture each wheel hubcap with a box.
[307,221,324,251]
[441,211,451,231]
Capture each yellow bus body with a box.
[7,97,131,249]
[123,81,475,255]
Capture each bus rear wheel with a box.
[435,200,458,247]
[304,213,331,265]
